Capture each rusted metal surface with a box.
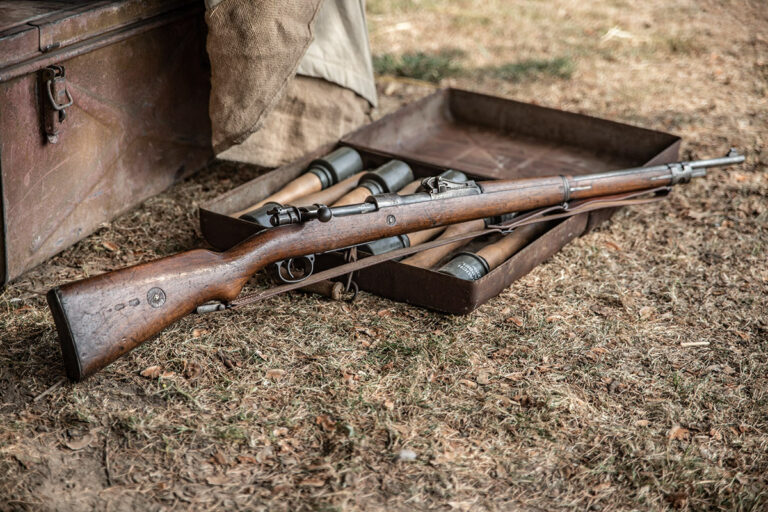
[0,2,80,32]
[30,0,191,53]
[0,3,211,282]
[0,24,39,67]
[343,89,678,179]
[0,0,195,72]
[200,88,680,314]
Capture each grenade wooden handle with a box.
[293,171,365,207]
[401,219,485,268]
[475,222,550,269]
[406,226,444,246]
[331,185,376,207]
[232,173,323,217]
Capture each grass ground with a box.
[1,0,767,510]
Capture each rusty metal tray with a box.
[200,88,680,314]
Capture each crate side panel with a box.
[0,14,210,281]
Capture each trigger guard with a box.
[274,254,316,284]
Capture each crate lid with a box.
[0,0,193,70]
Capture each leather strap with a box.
[227,187,670,308]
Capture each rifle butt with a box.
[46,249,250,381]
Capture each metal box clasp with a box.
[41,65,74,144]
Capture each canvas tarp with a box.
[205,0,377,166]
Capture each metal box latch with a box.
[41,65,74,144]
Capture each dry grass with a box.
[1,0,767,510]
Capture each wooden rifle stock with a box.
[47,150,743,381]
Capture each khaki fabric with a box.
[217,75,371,167]
[297,0,377,107]
[205,0,323,153]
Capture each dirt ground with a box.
[1,0,766,510]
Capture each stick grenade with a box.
[291,171,366,207]
[357,170,468,257]
[241,161,414,299]
[331,160,414,206]
[296,161,416,299]
[233,147,363,218]
[400,213,519,269]
[437,222,552,280]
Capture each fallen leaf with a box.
[593,482,612,493]
[513,394,536,408]
[635,419,650,427]
[266,369,286,381]
[140,365,162,379]
[687,210,708,220]
[236,455,259,464]
[192,328,208,338]
[218,351,238,370]
[211,451,229,465]
[183,361,202,380]
[159,371,175,379]
[506,316,524,327]
[377,309,392,317]
[476,372,490,385]
[668,425,690,440]
[65,433,93,451]
[342,371,358,389]
[735,331,750,341]
[545,315,560,323]
[591,346,609,355]
[102,241,119,252]
[504,372,525,381]
[315,415,336,432]
[383,399,395,411]
[459,379,477,389]
[206,475,229,486]
[298,478,325,487]
[603,240,622,251]
[709,429,722,440]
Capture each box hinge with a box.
[40,65,74,144]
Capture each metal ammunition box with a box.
[0,0,212,283]
[200,88,680,314]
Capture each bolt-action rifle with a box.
[47,150,744,381]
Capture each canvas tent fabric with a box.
[205,0,377,166]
